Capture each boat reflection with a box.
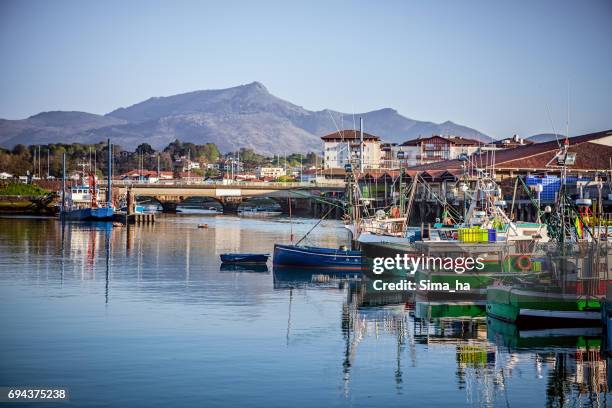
[273,266,361,289]
[487,317,609,405]
[341,274,611,405]
[220,263,269,273]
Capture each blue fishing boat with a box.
[273,244,365,270]
[220,253,270,264]
[60,138,115,222]
[61,205,114,221]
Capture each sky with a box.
[0,0,611,139]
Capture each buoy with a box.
[515,255,532,271]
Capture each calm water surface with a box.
[0,215,609,407]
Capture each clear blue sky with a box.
[1,0,611,139]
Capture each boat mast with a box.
[61,153,66,211]
[359,117,364,173]
[107,138,112,207]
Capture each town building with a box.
[220,158,244,173]
[301,168,326,183]
[120,170,173,183]
[379,143,398,168]
[256,167,286,179]
[391,135,481,167]
[178,172,204,183]
[321,130,382,170]
[491,134,534,149]
[181,160,201,172]
[234,173,257,181]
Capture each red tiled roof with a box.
[401,135,481,147]
[121,170,173,177]
[321,130,381,141]
[407,130,612,172]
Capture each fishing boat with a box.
[273,244,365,270]
[61,202,114,221]
[60,177,114,221]
[486,284,601,326]
[60,138,115,221]
[220,253,269,264]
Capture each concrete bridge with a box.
[112,181,346,213]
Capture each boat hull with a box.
[60,207,114,221]
[273,244,365,270]
[486,285,601,327]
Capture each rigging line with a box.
[328,110,344,141]
[295,205,336,246]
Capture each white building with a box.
[256,167,286,179]
[182,160,200,172]
[321,130,382,170]
[390,135,481,167]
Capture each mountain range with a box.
[0,81,495,153]
[526,133,566,143]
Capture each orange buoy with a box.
[515,255,532,271]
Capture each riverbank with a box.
[0,183,57,215]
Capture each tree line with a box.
[0,139,321,178]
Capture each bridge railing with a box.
[111,179,346,189]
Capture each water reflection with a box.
[220,263,269,273]
[345,275,611,407]
[0,216,611,407]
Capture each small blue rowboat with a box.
[220,253,270,264]
[273,244,365,270]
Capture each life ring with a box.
[515,255,532,271]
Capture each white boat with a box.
[238,207,282,217]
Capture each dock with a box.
[113,211,155,224]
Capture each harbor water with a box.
[0,215,610,407]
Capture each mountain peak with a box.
[243,81,268,92]
[0,82,492,152]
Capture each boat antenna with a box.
[565,82,570,144]
[545,102,562,149]
[359,117,364,173]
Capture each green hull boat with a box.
[486,285,601,327]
